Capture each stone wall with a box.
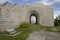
[41,6,54,26]
[23,4,54,26]
[0,2,54,31]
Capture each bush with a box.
[54,15,60,26]
[19,22,30,28]
[54,19,60,26]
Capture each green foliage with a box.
[19,22,30,28]
[0,24,60,40]
[54,15,60,26]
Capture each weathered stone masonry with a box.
[0,2,54,31]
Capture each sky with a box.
[0,0,60,19]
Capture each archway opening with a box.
[30,13,38,24]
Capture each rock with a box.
[5,29,16,34]
[51,28,58,32]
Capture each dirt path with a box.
[27,31,60,40]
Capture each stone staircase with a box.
[0,14,9,31]
[0,14,18,32]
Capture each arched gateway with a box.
[29,11,39,24]
[0,2,54,31]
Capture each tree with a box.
[58,15,60,20]
[54,15,60,26]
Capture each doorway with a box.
[30,13,37,24]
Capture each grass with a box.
[0,24,60,40]
[0,24,41,40]
[54,26,60,32]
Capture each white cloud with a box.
[54,14,58,19]
[54,10,60,19]
[53,0,60,2]
[39,0,60,5]
[25,0,28,1]
[41,0,60,2]
[35,0,54,5]
[41,0,48,2]
[0,0,9,4]
[40,1,54,5]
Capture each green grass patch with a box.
[0,24,42,40]
[0,24,60,40]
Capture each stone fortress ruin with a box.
[0,2,54,31]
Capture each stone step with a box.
[0,21,7,25]
[0,16,9,19]
[0,17,6,19]
[0,21,7,26]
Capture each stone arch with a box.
[29,11,39,24]
[30,13,37,24]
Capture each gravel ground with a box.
[27,31,60,40]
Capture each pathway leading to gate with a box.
[27,31,60,40]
